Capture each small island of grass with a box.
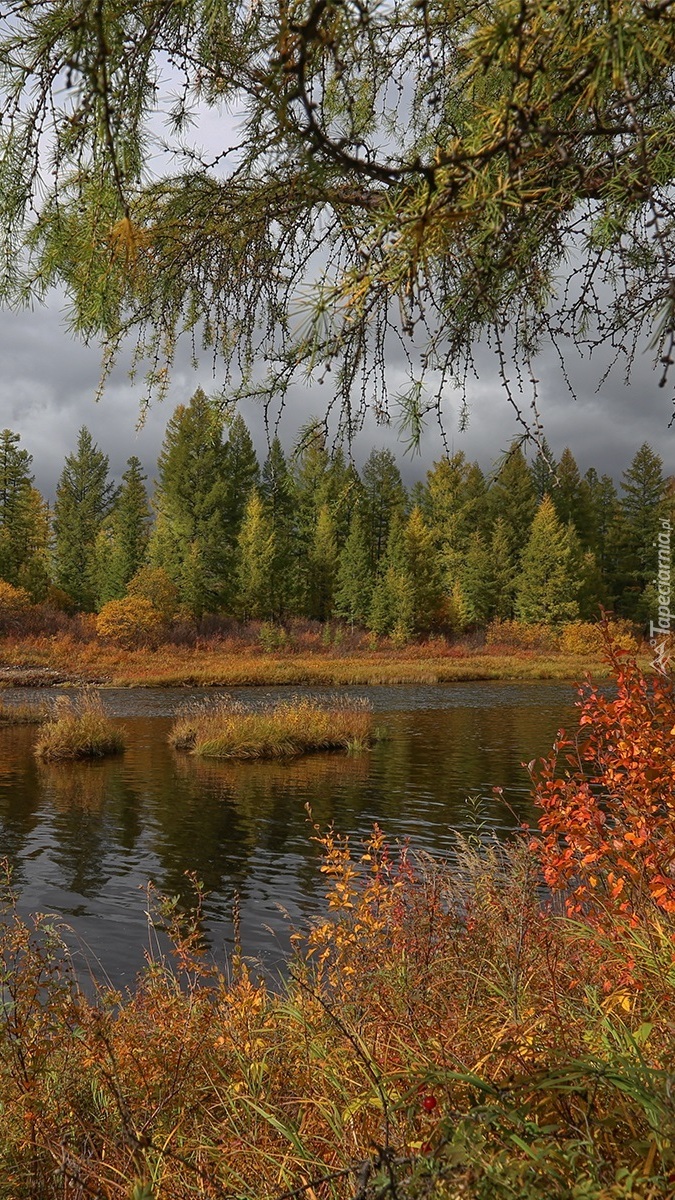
[0,699,49,725]
[169,695,378,759]
[34,692,125,761]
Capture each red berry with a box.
[421,1094,438,1112]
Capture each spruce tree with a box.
[53,427,115,610]
[490,516,517,619]
[0,429,40,588]
[455,532,496,628]
[235,490,277,620]
[307,503,338,620]
[96,456,151,605]
[361,448,407,568]
[584,468,620,573]
[261,436,296,616]
[222,413,260,545]
[150,389,229,615]
[423,452,488,556]
[403,506,441,630]
[515,495,580,624]
[615,443,668,617]
[368,515,415,640]
[489,445,537,564]
[530,437,556,502]
[335,510,373,627]
[552,448,592,544]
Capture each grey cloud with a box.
[1,293,675,498]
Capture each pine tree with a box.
[150,389,229,615]
[368,515,415,640]
[515,495,580,624]
[235,490,277,620]
[335,510,373,626]
[53,427,115,610]
[489,445,537,564]
[361,448,407,568]
[0,429,40,588]
[96,456,151,605]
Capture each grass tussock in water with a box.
[169,694,378,758]
[0,699,48,724]
[34,690,125,761]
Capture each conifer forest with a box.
[0,389,670,640]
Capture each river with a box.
[0,681,579,987]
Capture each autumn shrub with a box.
[96,595,164,648]
[169,694,377,758]
[533,640,675,930]
[126,565,179,620]
[485,617,561,651]
[558,618,640,656]
[34,690,125,760]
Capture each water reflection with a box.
[0,682,577,985]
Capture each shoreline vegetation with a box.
[0,618,645,689]
[169,696,378,759]
[34,691,125,761]
[1,643,674,1198]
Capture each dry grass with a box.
[169,694,377,758]
[34,690,125,761]
[0,698,48,724]
[0,630,617,687]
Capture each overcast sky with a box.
[1,290,674,499]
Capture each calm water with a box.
[0,682,578,986]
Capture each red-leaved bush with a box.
[533,640,675,921]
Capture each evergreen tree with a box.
[361,448,407,568]
[615,443,669,618]
[515,495,580,624]
[489,445,537,564]
[454,532,496,628]
[423,452,488,557]
[530,437,556,502]
[335,510,373,627]
[0,429,40,588]
[307,503,338,620]
[235,490,277,620]
[261,436,296,615]
[552,448,592,544]
[490,517,517,619]
[150,389,229,615]
[96,456,151,605]
[222,413,260,545]
[584,468,620,574]
[369,516,415,641]
[14,487,51,601]
[403,506,441,630]
[53,427,115,610]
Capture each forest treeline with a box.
[0,389,671,638]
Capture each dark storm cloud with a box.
[1,293,675,497]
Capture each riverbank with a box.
[0,637,622,687]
